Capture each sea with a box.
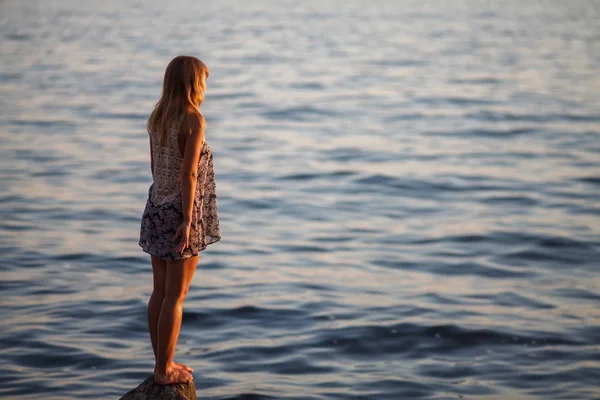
[1,0,599,399]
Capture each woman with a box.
[139,55,221,385]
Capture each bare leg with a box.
[154,255,198,385]
[149,256,194,374]
[148,256,166,364]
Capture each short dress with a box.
[139,124,221,260]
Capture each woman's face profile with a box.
[200,74,207,94]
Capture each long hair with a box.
[147,55,209,145]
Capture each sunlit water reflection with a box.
[1,1,599,399]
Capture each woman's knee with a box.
[163,291,187,305]
[164,284,189,302]
[151,287,166,299]
[164,258,196,300]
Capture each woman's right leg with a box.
[154,255,199,384]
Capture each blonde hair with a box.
[147,55,209,145]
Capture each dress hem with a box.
[138,236,221,261]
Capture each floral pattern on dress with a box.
[139,141,221,260]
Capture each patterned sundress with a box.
[139,122,221,260]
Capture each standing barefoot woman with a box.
[139,55,221,385]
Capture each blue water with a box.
[1,1,600,399]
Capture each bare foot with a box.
[154,361,193,374]
[174,361,193,373]
[154,368,193,385]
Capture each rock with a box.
[119,376,196,400]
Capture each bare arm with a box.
[179,115,205,224]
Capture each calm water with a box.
[1,1,600,399]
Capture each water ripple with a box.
[1,0,599,399]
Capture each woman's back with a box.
[150,122,200,205]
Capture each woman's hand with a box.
[173,221,191,254]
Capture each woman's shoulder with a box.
[183,110,205,125]
[180,111,205,136]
